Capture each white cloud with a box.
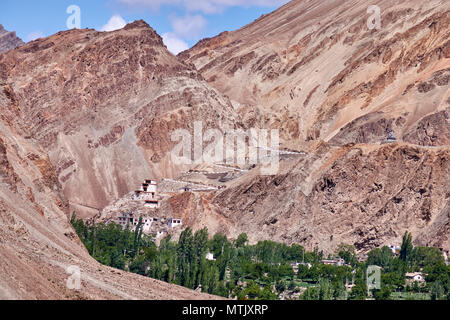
[26,31,45,42]
[100,15,127,32]
[170,14,207,39]
[183,0,289,14]
[162,32,189,55]
[118,0,290,14]
[119,0,180,12]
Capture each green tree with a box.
[349,269,367,300]
[129,255,148,275]
[336,243,358,266]
[211,233,228,258]
[430,281,444,300]
[411,247,445,270]
[367,246,393,270]
[110,248,125,269]
[259,285,277,300]
[400,231,413,262]
[234,233,249,248]
[193,228,209,287]
[301,286,319,300]
[132,216,143,257]
[318,278,334,300]
[373,285,392,300]
[245,280,262,300]
[177,228,195,288]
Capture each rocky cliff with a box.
[0,21,231,299]
[0,20,241,218]
[0,25,23,53]
[175,0,450,253]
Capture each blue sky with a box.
[0,0,289,54]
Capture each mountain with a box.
[0,25,23,53]
[0,21,232,299]
[180,0,449,148]
[0,87,218,299]
[0,20,241,219]
[175,0,450,253]
[0,0,449,299]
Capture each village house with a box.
[438,248,449,264]
[321,258,345,266]
[291,262,311,273]
[345,281,355,292]
[134,179,160,208]
[116,212,157,234]
[206,252,215,261]
[405,272,426,284]
[117,212,134,228]
[168,218,183,228]
[156,231,165,238]
[388,245,401,255]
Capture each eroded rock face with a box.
[0,21,241,218]
[0,25,23,53]
[175,0,450,254]
[403,107,450,146]
[171,144,449,254]
[181,0,450,148]
[0,21,231,299]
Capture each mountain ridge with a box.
[0,24,23,53]
[0,20,230,299]
[174,0,450,253]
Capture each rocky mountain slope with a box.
[0,0,449,299]
[0,22,231,299]
[0,20,241,218]
[0,95,218,299]
[0,25,23,53]
[181,0,449,148]
[174,0,450,253]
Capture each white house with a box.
[321,258,345,266]
[206,252,215,261]
[156,231,165,238]
[406,272,425,283]
[168,218,182,228]
[116,212,156,234]
[134,179,159,208]
[388,245,401,255]
[141,217,155,233]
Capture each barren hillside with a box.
[0,0,449,299]
[0,20,242,218]
[175,0,450,253]
[0,21,230,299]
[181,0,449,148]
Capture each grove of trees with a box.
[71,216,450,300]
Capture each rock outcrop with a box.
[0,25,23,53]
